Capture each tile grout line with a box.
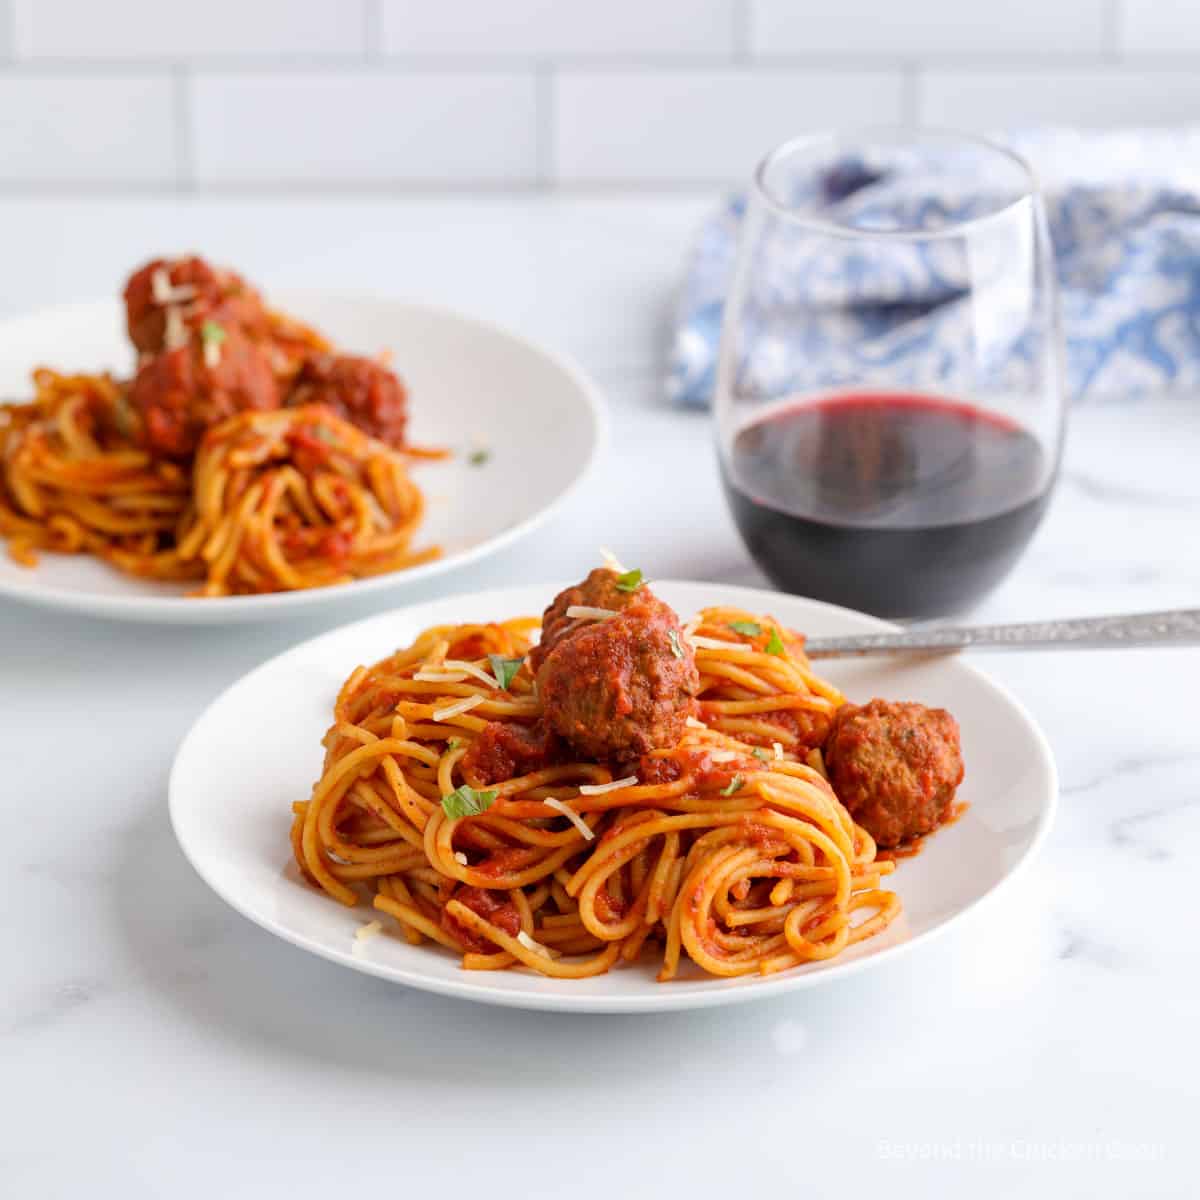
[535,61,554,189]
[1103,0,1122,59]
[902,62,920,125]
[363,0,382,61]
[3,51,1192,76]
[172,64,194,192]
[733,0,751,63]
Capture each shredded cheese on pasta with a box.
[579,775,639,795]
[442,659,505,688]
[516,929,561,959]
[543,796,594,841]
[432,694,484,722]
[689,635,754,652]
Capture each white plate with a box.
[0,294,604,623]
[169,581,1057,1014]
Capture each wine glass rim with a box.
[752,126,1045,241]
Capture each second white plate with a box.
[0,293,604,623]
[169,581,1057,1013]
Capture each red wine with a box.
[721,392,1054,618]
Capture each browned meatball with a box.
[531,566,645,671]
[825,699,964,848]
[124,256,268,354]
[537,590,699,761]
[128,328,279,458]
[285,353,408,448]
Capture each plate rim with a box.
[168,579,1059,1014]
[0,294,607,623]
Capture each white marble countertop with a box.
[2,195,1196,1198]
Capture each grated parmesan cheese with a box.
[413,669,470,684]
[773,742,784,761]
[442,659,505,688]
[579,775,639,796]
[689,635,754,652]
[163,305,188,351]
[454,851,469,866]
[565,605,619,621]
[685,715,707,729]
[709,750,738,763]
[432,694,484,722]
[202,337,222,369]
[599,547,628,574]
[150,266,198,306]
[352,920,382,955]
[543,796,595,841]
[516,929,561,959]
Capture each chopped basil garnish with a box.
[752,747,770,762]
[488,654,524,690]
[441,785,497,819]
[614,568,643,593]
[200,320,226,346]
[728,620,761,637]
[468,448,491,467]
[765,627,785,656]
[667,629,684,659]
[447,737,462,750]
[720,774,744,797]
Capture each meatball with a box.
[531,566,645,671]
[285,353,408,447]
[462,720,562,787]
[537,592,699,761]
[128,328,279,458]
[824,699,964,848]
[124,256,267,354]
[441,885,521,954]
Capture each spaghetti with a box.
[291,588,908,981]
[0,256,440,595]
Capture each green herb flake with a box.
[667,629,684,660]
[447,737,462,750]
[720,774,744,797]
[468,448,491,467]
[752,748,770,763]
[614,568,643,593]
[488,654,524,690]
[727,620,761,637]
[441,785,497,819]
[200,320,227,347]
[765,627,786,656]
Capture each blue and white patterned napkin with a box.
[668,128,1200,406]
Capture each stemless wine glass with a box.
[715,128,1065,619]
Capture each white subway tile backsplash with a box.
[918,68,1200,129]
[13,0,367,59]
[555,69,905,183]
[192,71,538,184]
[1119,0,1200,54]
[0,74,175,182]
[2,1,1200,193]
[751,0,1107,56]
[382,0,737,58]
